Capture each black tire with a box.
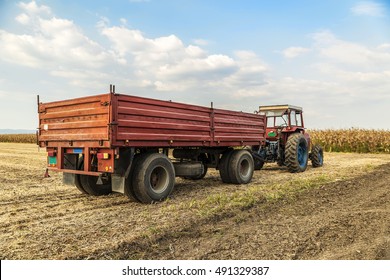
[75,173,88,195]
[132,153,175,203]
[285,133,309,173]
[254,158,264,170]
[311,144,324,167]
[78,156,112,196]
[124,154,141,202]
[75,156,90,194]
[228,150,254,184]
[219,150,234,183]
[277,147,285,166]
[79,174,112,196]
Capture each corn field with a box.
[309,129,390,153]
[0,134,36,144]
[1,129,390,153]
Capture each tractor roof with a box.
[259,104,303,112]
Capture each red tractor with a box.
[252,105,323,172]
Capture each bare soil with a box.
[0,143,389,260]
[130,163,390,260]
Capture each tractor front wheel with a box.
[311,144,324,167]
[285,133,308,173]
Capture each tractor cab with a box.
[259,105,305,142]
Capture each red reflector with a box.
[97,153,110,159]
[48,151,56,157]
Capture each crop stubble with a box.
[1,143,390,259]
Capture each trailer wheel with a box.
[124,154,141,202]
[132,153,175,203]
[79,158,112,196]
[228,150,254,184]
[79,174,112,196]
[74,157,88,194]
[311,144,324,167]
[219,150,234,183]
[285,133,308,173]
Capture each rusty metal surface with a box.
[38,94,110,146]
[213,108,265,145]
[113,94,265,147]
[38,92,266,148]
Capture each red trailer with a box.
[38,86,266,203]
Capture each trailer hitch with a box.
[44,168,50,178]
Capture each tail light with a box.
[97,153,110,160]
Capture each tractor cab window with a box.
[296,112,302,126]
[290,111,297,126]
[275,114,288,127]
[264,110,288,127]
[267,117,274,127]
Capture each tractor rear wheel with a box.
[228,150,254,184]
[285,133,308,173]
[311,144,324,167]
[132,153,175,203]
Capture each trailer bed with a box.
[38,93,265,148]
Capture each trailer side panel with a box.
[38,94,111,146]
[114,94,212,147]
[112,94,265,147]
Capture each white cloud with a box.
[120,18,128,26]
[351,1,385,17]
[0,4,118,70]
[18,0,51,16]
[232,30,390,128]
[0,1,271,98]
[377,43,390,50]
[96,16,110,29]
[281,47,311,58]
[226,51,268,87]
[193,39,209,46]
[15,13,30,25]
[312,30,390,69]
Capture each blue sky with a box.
[1,0,390,130]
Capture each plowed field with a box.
[1,143,389,259]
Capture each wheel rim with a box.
[149,166,169,193]
[297,143,307,168]
[240,158,251,178]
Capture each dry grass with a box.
[309,129,390,153]
[1,143,390,259]
[0,134,36,144]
